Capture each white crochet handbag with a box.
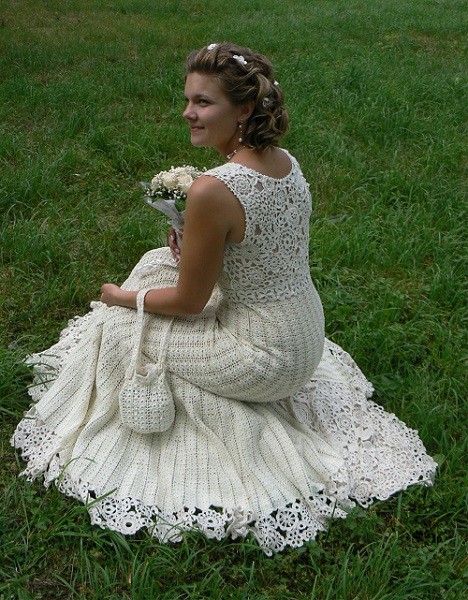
[119,289,175,434]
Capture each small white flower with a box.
[161,171,178,188]
[150,176,160,192]
[262,97,270,107]
[232,54,247,66]
[207,43,217,51]
[177,172,194,194]
[274,80,279,86]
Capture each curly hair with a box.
[185,42,289,151]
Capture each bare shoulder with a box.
[185,171,245,240]
[187,173,235,206]
[190,173,230,194]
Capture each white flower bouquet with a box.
[141,166,204,237]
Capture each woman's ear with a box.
[239,101,255,121]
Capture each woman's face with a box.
[183,72,247,157]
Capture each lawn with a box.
[0,0,466,598]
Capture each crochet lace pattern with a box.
[205,152,313,303]
[12,335,436,555]
[11,151,437,555]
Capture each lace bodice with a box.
[205,150,313,303]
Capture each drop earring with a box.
[238,122,243,143]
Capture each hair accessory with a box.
[274,81,279,86]
[262,97,270,107]
[232,54,247,66]
[207,43,218,50]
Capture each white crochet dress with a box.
[11,151,437,555]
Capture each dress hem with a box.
[10,410,435,556]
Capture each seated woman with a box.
[11,42,437,555]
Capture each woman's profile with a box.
[11,42,436,555]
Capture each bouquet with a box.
[141,166,204,241]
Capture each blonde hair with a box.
[186,42,289,151]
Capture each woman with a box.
[12,43,436,555]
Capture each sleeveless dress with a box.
[11,151,437,555]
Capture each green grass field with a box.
[1,0,466,597]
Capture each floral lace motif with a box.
[206,152,313,303]
[283,341,437,507]
[11,413,351,556]
[12,340,437,558]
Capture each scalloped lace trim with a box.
[11,413,354,555]
[11,407,435,555]
[283,341,437,507]
[13,336,437,555]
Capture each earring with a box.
[238,122,243,143]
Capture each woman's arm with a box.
[100,176,244,315]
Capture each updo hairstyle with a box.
[185,42,289,151]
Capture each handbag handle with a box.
[126,289,173,378]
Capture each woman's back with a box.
[206,150,313,304]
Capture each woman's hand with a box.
[168,226,182,261]
[100,284,137,309]
[100,283,122,306]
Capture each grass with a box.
[1,0,466,597]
